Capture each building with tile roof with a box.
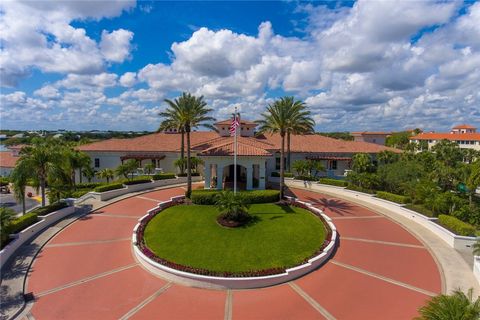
[78,119,400,190]
[410,124,480,151]
[0,150,19,176]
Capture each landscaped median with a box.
[75,174,203,202]
[132,195,337,289]
[0,201,76,269]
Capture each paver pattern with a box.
[26,187,442,320]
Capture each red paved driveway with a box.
[26,186,442,319]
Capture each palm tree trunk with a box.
[40,177,46,207]
[181,130,185,174]
[280,132,285,199]
[186,128,192,198]
[22,192,26,215]
[287,131,291,172]
[79,168,83,184]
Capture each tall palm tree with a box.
[257,97,306,198]
[17,139,62,206]
[159,98,187,174]
[65,148,91,187]
[283,97,315,172]
[10,160,31,215]
[467,160,480,206]
[416,288,480,320]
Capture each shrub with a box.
[346,184,376,194]
[438,214,476,236]
[177,172,201,177]
[404,204,435,217]
[75,182,104,189]
[152,173,176,180]
[72,190,91,198]
[123,178,152,185]
[7,212,39,234]
[191,190,280,205]
[319,178,347,187]
[94,183,124,193]
[271,172,294,178]
[30,201,68,216]
[376,191,411,204]
[294,175,317,181]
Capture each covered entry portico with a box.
[202,157,268,190]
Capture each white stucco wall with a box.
[0,167,13,177]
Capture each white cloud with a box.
[119,72,137,87]
[100,29,134,62]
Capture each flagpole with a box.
[234,107,238,194]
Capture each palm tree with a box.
[10,160,30,215]
[115,159,138,180]
[161,93,215,198]
[82,166,96,183]
[257,97,299,198]
[144,163,155,175]
[96,168,115,183]
[17,139,62,206]
[351,153,372,173]
[416,288,480,320]
[466,160,480,206]
[64,148,91,187]
[159,98,187,174]
[283,97,315,172]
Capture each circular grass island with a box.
[141,203,327,276]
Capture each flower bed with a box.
[135,199,334,278]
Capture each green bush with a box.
[177,172,201,177]
[7,212,39,234]
[75,182,104,189]
[94,183,124,192]
[123,178,152,185]
[152,173,176,180]
[438,214,476,236]
[404,204,435,217]
[294,175,317,181]
[319,178,347,187]
[271,172,294,178]
[30,201,68,216]
[376,191,411,204]
[191,190,280,205]
[72,190,91,198]
[346,184,376,194]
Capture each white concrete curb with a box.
[133,198,337,289]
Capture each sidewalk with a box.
[0,183,190,320]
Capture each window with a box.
[331,160,337,170]
[94,158,100,168]
[275,156,286,170]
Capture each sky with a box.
[1,0,479,132]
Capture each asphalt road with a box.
[0,193,39,214]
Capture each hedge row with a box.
[190,189,280,205]
[271,172,294,178]
[438,214,476,236]
[30,201,68,216]
[294,175,317,181]
[152,173,176,180]
[375,191,411,204]
[345,185,376,194]
[123,178,152,185]
[94,183,124,192]
[7,212,39,234]
[75,182,104,189]
[404,204,435,217]
[319,178,347,187]
[177,172,201,177]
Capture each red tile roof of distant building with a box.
[351,131,391,135]
[0,151,18,168]
[410,132,480,141]
[452,124,476,129]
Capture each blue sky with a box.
[1,1,479,132]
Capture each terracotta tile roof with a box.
[215,119,257,126]
[452,124,476,129]
[77,132,218,152]
[78,131,400,155]
[199,140,272,157]
[0,151,18,168]
[410,132,480,141]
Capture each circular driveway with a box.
[25,186,442,320]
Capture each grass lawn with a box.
[143,203,326,273]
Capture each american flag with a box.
[229,114,240,136]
